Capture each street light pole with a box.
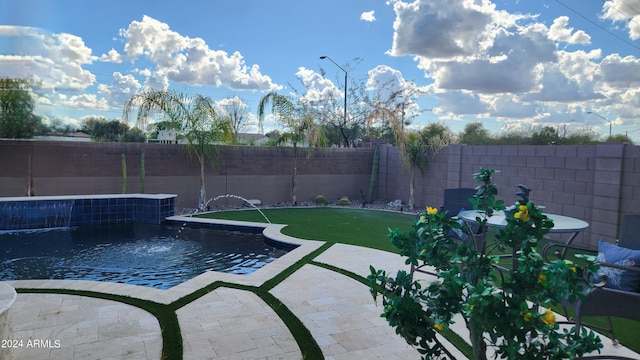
[319,56,347,127]
[587,111,612,138]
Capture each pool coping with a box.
[5,216,325,305]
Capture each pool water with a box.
[0,223,290,289]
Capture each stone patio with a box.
[5,221,640,360]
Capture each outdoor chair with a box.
[440,188,476,219]
[542,213,640,344]
[440,187,488,250]
[412,188,479,276]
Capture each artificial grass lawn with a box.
[196,206,415,253]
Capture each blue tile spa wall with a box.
[0,195,176,231]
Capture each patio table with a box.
[458,210,589,270]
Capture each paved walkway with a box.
[6,218,640,360]
[177,288,299,360]
[11,293,161,360]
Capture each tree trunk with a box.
[469,320,488,360]
[27,152,34,196]
[340,127,350,148]
[291,145,298,205]
[199,155,206,211]
[408,167,415,211]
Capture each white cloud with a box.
[433,89,488,115]
[366,64,422,117]
[97,72,142,107]
[602,0,640,40]
[242,112,260,133]
[0,26,96,91]
[522,66,600,103]
[216,96,248,109]
[99,49,123,63]
[390,0,498,59]
[599,53,640,86]
[296,67,342,103]
[548,16,590,44]
[63,93,109,110]
[134,68,152,77]
[361,11,376,22]
[385,0,640,131]
[119,16,282,91]
[486,94,539,119]
[144,71,170,91]
[423,23,557,94]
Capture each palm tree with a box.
[257,91,324,204]
[123,89,232,210]
[402,132,431,211]
[402,125,452,210]
[367,107,449,211]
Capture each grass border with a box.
[15,288,183,360]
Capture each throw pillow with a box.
[597,240,640,292]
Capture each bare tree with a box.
[218,96,249,140]
[310,70,423,147]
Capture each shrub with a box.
[338,197,351,206]
[369,168,602,360]
[315,195,327,205]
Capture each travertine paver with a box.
[271,264,423,360]
[177,287,300,360]
[314,244,640,360]
[5,242,640,360]
[10,293,162,360]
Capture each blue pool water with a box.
[0,223,291,289]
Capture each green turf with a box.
[196,207,415,253]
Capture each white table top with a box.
[458,210,589,233]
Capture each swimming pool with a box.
[0,223,291,289]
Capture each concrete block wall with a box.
[379,143,638,249]
[2,140,639,249]
[0,140,375,210]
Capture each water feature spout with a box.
[0,199,74,231]
[203,194,271,224]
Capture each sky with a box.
[2,0,640,142]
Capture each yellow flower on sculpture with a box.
[427,206,438,215]
[434,323,445,331]
[542,309,556,325]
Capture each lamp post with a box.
[319,56,347,126]
[587,111,612,138]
